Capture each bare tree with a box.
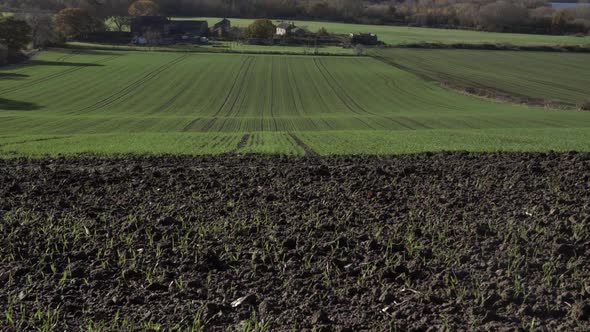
[24,13,57,48]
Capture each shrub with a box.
[579,101,590,111]
[245,19,275,39]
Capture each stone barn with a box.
[131,16,209,44]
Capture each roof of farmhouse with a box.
[277,22,295,29]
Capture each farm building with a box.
[212,18,231,37]
[131,16,208,44]
[350,33,379,45]
[276,22,295,36]
[131,16,170,36]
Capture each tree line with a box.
[2,0,590,36]
[0,0,589,61]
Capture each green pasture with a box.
[191,17,590,46]
[372,48,590,107]
[0,49,589,156]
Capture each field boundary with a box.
[58,44,359,57]
[380,43,590,53]
[370,53,581,111]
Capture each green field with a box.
[1,49,590,156]
[372,48,590,107]
[194,17,590,46]
[67,41,354,56]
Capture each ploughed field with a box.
[373,48,590,107]
[1,153,589,330]
[1,49,590,156]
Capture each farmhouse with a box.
[131,16,208,44]
[276,22,295,36]
[350,33,379,45]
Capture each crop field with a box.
[67,41,354,56]
[372,48,590,107]
[1,154,589,330]
[1,49,590,156]
[193,17,590,46]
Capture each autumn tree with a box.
[245,19,275,39]
[55,8,104,39]
[128,0,160,17]
[552,10,568,33]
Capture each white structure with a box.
[276,22,295,36]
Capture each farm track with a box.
[288,133,319,157]
[1,153,589,330]
[203,57,254,132]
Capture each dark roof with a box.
[133,16,170,26]
[169,20,208,35]
[277,22,294,30]
[173,21,207,27]
[214,18,231,29]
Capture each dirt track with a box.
[1,153,589,330]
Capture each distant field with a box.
[0,49,590,156]
[372,48,590,107]
[192,17,590,46]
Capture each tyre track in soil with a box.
[230,133,250,154]
[353,58,419,116]
[0,55,121,95]
[153,82,193,113]
[286,59,319,131]
[316,58,380,118]
[216,57,255,132]
[75,54,190,115]
[269,58,279,131]
[312,58,376,130]
[288,132,319,157]
[384,116,415,130]
[312,58,363,117]
[201,57,253,132]
[53,51,79,63]
[209,134,234,151]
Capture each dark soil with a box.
[1,153,589,331]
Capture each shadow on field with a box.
[27,60,105,67]
[0,73,29,80]
[0,98,41,110]
[74,50,122,56]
